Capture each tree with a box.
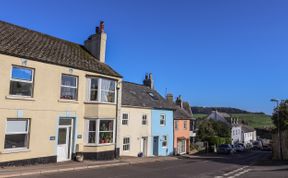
[271,100,288,130]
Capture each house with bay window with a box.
[0,20,122,166]
[119,74,174,157]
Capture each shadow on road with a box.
[177,151,276,166]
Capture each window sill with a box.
[84,143,115,147]
[1,148,30,154]
[84,101,116,105]
[58,99,79,104]
[6,95,35,101]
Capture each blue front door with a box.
[153,136,159,156]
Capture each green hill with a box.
[192,107,274,129]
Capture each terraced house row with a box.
[0,20,196,166]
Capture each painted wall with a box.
[151,109,173,156]
[231,126,242,144]
[0,54,121,163]
[119,107,152,157]
[174,120,190,154]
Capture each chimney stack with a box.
[166,93,174,104]
[143,73,154,89]
[176,95,183,108]
[84,21,107,63]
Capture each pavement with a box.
[0,156,177,178]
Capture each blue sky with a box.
[1,0,288,114]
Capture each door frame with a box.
[141,137,148,157]
[56,117,75,162]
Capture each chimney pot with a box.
[100,21,104,33]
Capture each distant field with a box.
[193,113,274,129]
[231,114,274,129]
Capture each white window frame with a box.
[161,135,168,148]
[85,119,115,146]
[122,113,129,125]
[5,119,30,151]
[60,74,78,100]
[142,114,147,125]
[123,137,130,151]
[184,121,187,130]
[10,66,34,97]
[175,121,178,130]
[160,114,166,126]
[86,77,117,104]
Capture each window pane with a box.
[88,132,96,143]
[91,78,98,89]
[90,90,98,101]
[101,79,115,91]
[12,67,33,81]
[10,81,33,96]
[6,120,28,133]
[59,119,72,125]
[60,87,77,100]
[101,91,115,103]
[5,134,28,149]
[58,128,67,145]
[99,120,113,131]
[89,120,96,131]
[99,132,113,144]
[62,75,77,87]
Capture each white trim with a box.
[122,137,130,152]
[10,66,34,97]
[122,113,129,125]
[5,95,35,101]
[2,148,30,154]
[60,74,78,100]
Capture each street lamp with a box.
[270,98,283,160]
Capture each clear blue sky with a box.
[1,0,288,114]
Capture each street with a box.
[19,151,280,178]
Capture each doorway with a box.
[153,136,159,156]
[141,137,148,157]
[57,118,74,162]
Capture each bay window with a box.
[10,66,34,97]
[5,119,30,150]
[87,77,116,103]
[60,74,78,100]
[86,119,115,145]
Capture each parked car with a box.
[252,141,263,150]
[235,144,245,152]
[217,144,233,154]
[230,144,236,153]
[262,145,272,151]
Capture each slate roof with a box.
[174,106,193,120]
[0,20,121,78]
[241,125,255,133]
[122,81,175,110]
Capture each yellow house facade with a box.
[0,21,122,166]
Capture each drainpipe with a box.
[114,81,121,159]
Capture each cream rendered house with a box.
[120,81,152,157]
[0,20,122,166]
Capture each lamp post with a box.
[271,99,283,160]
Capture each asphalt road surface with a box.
[21,151,276,178]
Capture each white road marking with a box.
[223,166,249,176]
[228,169,251,178]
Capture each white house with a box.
[231,119,256,146]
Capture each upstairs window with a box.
[175,121,178,130]
[122,113,129,125]
[5,119,30,150]
[10,66,34,97]
[142,114,147,125]
[101,79,116,103]
[160,114,166,126]
[184,121,187,130]
[60,74,78,100]
[87,78,116,103]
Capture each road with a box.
[21,151,275,178]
